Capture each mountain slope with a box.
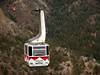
[0,0,100,75]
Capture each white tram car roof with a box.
[24,42,49,47]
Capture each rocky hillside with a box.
[0,0,100,75]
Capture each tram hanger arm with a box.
[28,9,46,44]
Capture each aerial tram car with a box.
[24,9,49,67]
